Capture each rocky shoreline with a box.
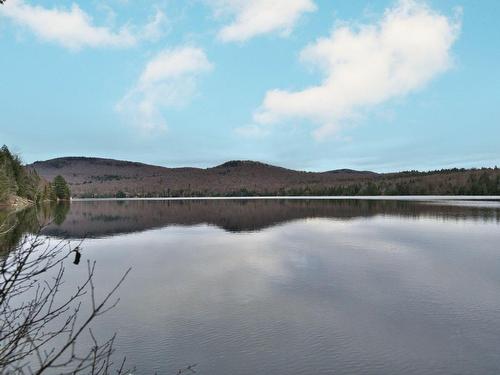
[0,195,33,212]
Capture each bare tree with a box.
[0,231,132,374]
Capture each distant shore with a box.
[71,195,500,202]
[31,157,500,199]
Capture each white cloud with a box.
[116,46,213,132]
[0,0,167,50]
[141,8,168,42]
[211,0,317,42]
[254,0,461,139]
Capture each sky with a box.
[0,0,499,172]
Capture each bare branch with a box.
[0,231,132,374]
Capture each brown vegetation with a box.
[30,157,500,197]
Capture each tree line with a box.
[88,170,500,198]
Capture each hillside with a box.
[29,157,376,197]
[29,157,500,198]
[0,146,50,208]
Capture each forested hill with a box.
[0,146,69,207]
[0,145,45,207]
[30,157,500,198]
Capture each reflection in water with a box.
[2,199,500,374]
[53,201,71,225]
[40,199,500,239]
[0,202,70,253]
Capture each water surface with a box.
[6,198,500,374]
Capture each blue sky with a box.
[0,0,498,172]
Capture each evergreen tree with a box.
[53,175,71,200]
[115,191,126,198]
[0,146,18,202]
[0,167,10,202]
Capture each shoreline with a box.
[0,196,34,212]
[71,195,500,202]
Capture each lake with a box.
[3,198,500,374]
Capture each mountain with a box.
[29,157,500,198]
[29,157,376,198]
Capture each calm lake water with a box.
[6,198,500,374]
